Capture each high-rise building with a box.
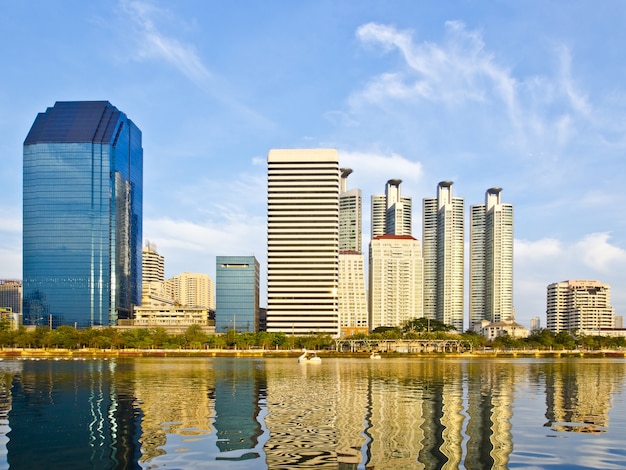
[215,256,259,333]
[368,235,423,330]
[371,179,412,238]
[546,280,615,333]
[142,242,165,283]
[338,168,368,335]
[0,280,22,317]
[469,188,514,326]
[338,252,368,335]
[165,273,215,310]
[530,317,541,331]
[23,101,142,327]
[423,181,464,331]
[339,168,362,253]
[267,149,339,335]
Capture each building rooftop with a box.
[24,101,124,145]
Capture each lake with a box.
[0,356,624,469]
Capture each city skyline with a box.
[1,2,626,328]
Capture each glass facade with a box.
[215,256,259,333]
[23,101,142,327]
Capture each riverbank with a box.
[0,348,624,359]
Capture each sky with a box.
[1,0,626,330]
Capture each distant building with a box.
[469,188,514,326]
[215,256,259,333]
[546,280,615,333]
[165,273,215,310]
[473,319,529,340]
[369,235,423,331]
[0,307,20,330]
[23,101,142,327]
[339,252,368,335]
[530,317,541,331]
[339,168,362,253]
[0,280,22,318]
[267,149,339,335]
[371,179,412,238]
[127,304,212,335]
[338,169,368,335]
[423,181,464,331]
[142,242,165,283]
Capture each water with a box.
[0,357,624,469]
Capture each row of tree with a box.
[0,324,333,351]
[0,319,623,351]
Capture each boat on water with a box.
[298,348,322,364]
[370,352,381,360]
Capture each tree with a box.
[185,324,208,348]
[403,317,454,334]
[554,330,575,350]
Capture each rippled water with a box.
[0,357,624,469]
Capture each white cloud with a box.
[354,21,519,111]
[144,215,266,279]
[575,232,626,273]
[514,233,626,324]
[340,150,423,181]
[121,0,211,86]
[350,20,601,172]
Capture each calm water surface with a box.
[0,357,624,469]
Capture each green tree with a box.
[403,317,454,333]
[554,330,575,350]
[184,324,208,348]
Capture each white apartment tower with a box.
[371,179,412,238]
[339,253,369,333]
[423,181,465,331]
[165,272,215,310]
[338,168,368,334]
[142,242,165,283]
[267,149,340,335]
[546,280,615,333]
[369,235,423,330]
[469,188,514,326]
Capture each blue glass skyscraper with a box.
[23,101,143,327]
[215,256,259,333]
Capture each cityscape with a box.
[1,3,626,468]
[1,3,626,338]
[0,100,621,343]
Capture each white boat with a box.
[370,352,381,360]
[298,348,322,364]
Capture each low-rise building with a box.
[473,319,530,340]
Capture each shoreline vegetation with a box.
[0,318,623,359]
[0,348,624,359]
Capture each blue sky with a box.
[1,0,625,329]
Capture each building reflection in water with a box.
[129,358,215,462]
[0,357,622,468]
[5,359,141,469]
[542,360,624,433]
[212,358,266,460]
[464,360,514,469]
[0,362,20,469]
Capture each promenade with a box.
[0,347,624,359]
